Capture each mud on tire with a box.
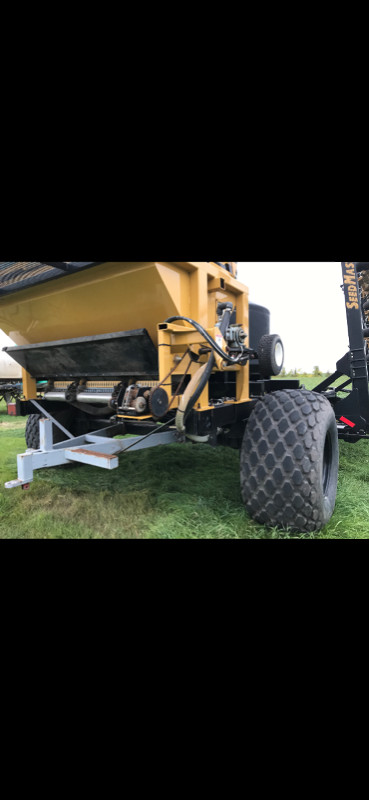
[240,389,339,533]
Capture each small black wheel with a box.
[240,389,339,533]
[25,414,42,449]
[258,334,284,377]
[25,410,75,450]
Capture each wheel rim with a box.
[275,342,284,368]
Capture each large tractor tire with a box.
[240,389,339,533]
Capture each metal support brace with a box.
[40,418,54,451]
[31,399,74,439]
[315,262,369,438]
[5,419,179,489]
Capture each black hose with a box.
[183,353,215,424]
[165,315,246,365]
[180,307,233,424]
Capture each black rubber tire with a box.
[249,303,270,350]
[25,410,74,450]
[258,334,284,377]
[240,389,339,533]
[25,414,42,449]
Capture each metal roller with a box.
[44,392,113,405]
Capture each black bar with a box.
[314,371,342,394]
[339,262,369,430]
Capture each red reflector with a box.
[340,416,356,428]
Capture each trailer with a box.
[1,260,369,534]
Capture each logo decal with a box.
[343,262,359,310]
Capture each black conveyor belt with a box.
[0,262,103,296]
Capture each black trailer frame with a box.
[314,262,369,441]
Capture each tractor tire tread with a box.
[240,389,339,533]
[25,414,42,450]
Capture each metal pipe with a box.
[43,392,65,401]
[44,392,113,405]
[76,393,114,404]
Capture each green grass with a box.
[279,375,349,392]
[1,378,369,539]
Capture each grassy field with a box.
[1,379,369,539]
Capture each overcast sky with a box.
[0,330,15,348]
[238,262,347,373]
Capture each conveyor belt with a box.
[0,262,103,296]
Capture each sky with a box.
[238,262,348,373]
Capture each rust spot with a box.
[72,449,117,460]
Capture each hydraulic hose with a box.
[176,354,216,431]
[165,314,246,365]
[174,306,233,430]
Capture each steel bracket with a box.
[5,418,178,489]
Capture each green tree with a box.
[313,366,322,377]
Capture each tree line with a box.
[280,367,330,378]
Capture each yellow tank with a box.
[0,261,246,347]
[0,261,249,406]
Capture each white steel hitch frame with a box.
[5,418,178,490]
